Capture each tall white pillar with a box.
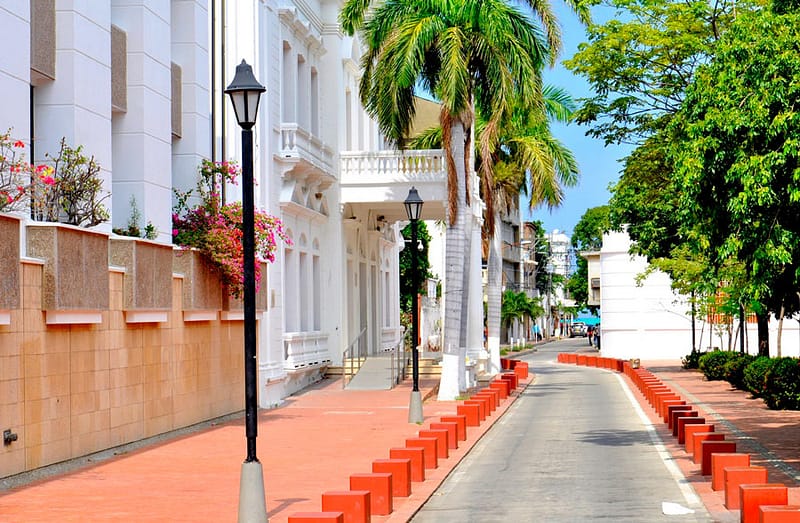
[0,4,31,140]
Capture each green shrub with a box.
[682,348,704,369]
[743,356,776,398]
[764,357,800,410]
[698,350,739,381]
[722,353,754,390]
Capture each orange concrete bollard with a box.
[711,453,750,491]
[677,416,706,444]
[429,422,458,449]
[457,403,481,427]
[759,505,800,522]
[288,512,345,523]
[651,391,675,410]
[692,432,725,464]
[671,410,698,433]
[648,387,671,406]
[490,380,509,399]
[473,391,496,412]
[321,490,371,523]
[478,388,500,409]
[440,415,467,441]
[372,459,412,497]
[701,440,737,475]
[683,422,713,452]
[464,398,487,420]
[515,361,529,379]
[419,429,449,459]
[389,447,425,482]
[656,395,681,418]
[577,354,587,366]
[405,437,438,469]
[615,359,624,372]
[500,372,518,390]
[740,484,788,523]
[350,473,393,516]
[724,467,769,509]
[666,404,693,426]
[660,399,686,419]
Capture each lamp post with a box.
[404,187,424,423]
[225,59,268,523]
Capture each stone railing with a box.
[340,149,446,183]
[283,331,331,370]
[278,122,335,174]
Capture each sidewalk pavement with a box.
[0,373,531,523]
[640,360,800,522]
[2,354,800,522]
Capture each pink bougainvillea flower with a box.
[39,175,56,186]
[13,140,24,148]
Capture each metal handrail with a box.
[342,327,367,389]
[387,327,407,388]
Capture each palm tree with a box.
[340,0,589,399]
[485,86,579,374]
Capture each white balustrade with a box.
[283,331,331,370]
[340,149,446,183]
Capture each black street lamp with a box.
[225,59,267,523]
[404,187,424,423]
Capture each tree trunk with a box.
[486,217,502,375]
[439,119,470,400]
[756,310,770,357]
[777,303,784,357]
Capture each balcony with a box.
[340,149,448,222]
[276,122,336,189]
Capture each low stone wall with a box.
[0,220,247,479]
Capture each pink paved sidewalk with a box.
[0,375,530,523]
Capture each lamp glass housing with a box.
[224,60,266,129]
[404,186,424,221]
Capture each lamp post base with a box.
[408,390,424,424]
[238,460,268,523]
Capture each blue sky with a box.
[522,4,634,237]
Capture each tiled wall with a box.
[0,240,245,479]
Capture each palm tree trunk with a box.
[486,216,502,375]
[439,119,470,400]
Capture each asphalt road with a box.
[411,339,712,522]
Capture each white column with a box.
[110,1,172,241]
[35,4,113,228]
[0,4,31,140]
[170,0,210,215]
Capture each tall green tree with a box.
[340,0,588,399]
[399,221,433,314]
[669,9,800,356]
[566,206,609,312]
[565,0,764,145]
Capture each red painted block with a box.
[711,453,750,491]
[677,417,706,444]
[419,429,449,459]
[372,459,411,497]
[321,490,371,523]
[567,353,578,364]
[660,399,686,420]
[440,415,467,441]
[648,387,671,406]
[430,422,458,449]
[478,388,500,409]
[701,440,737,475]
[740,484,788,523]
[760,505,800,522]
[692,432,725,463]
[577,354,587,366]
[464,399,487,420]
[671,410,698,434]
[389,447,425,482]
[288,512,345,523]
[500,372,518,390]
[515,361,529,379]
[472,392,495,412]
[501,358,512,369]
[350,473,392,516]
[457,403,481,427]
[650,390,673,409]
[724,467,769,509]
[656,395,681,417]
[405,437,438,469]
[666,404,692,426]
[490,380,509,399]
[683,422,713,452]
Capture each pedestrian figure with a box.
[587,325,594,346]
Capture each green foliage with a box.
[501,290,543,328]
[743,356,777,398]
[113,196,158,240]
[669,9,800,330]
[565,0,760,145]
[681,348,703,369]
[698,350,739,381]
[399,221,433,314]
[722,353,755,390]
[763,357,800,409]
[568,206,610,311]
